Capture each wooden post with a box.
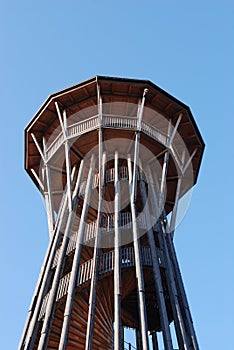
[114,151,122,350]
[126,88,149,350]
[158,218,189,350]
[135,328,142,350]
[167,150,199,349]
[63,110,73,213]
[43,137,55,238]
[85,84,105,350]
[166,233,199,350]
[128,156,149,350]
[31,133,55,237]
[53,166,74,231]
[55,103,72,212]
[21,162,83,350]
[85,152,106,350]
[18,225,59,350]
[169,176,182,239]
[20,141,72,349]
[58,156,95,350]
[151,331,159,350]
[148,160,189,350]
[159,150,170,214]
[120,325,124,350]
[169,148,197,238]
[139,167,174,350]
[30,168,44,192]
[168,113,182,147]
[37,161,85,350]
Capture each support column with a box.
[149,156,189,350]
[151,331,159,350]
[58,156,95,350]
[55,103,72,212]
[169,177,182,239]
[139,167,173,350]
[128,156,149,350]
[18,217,60,350]
[135,328,142,350]
[158,150,170,214]
[85,84,105,349]
[114,151,122,350]
[22,161,83,350]
[37,161,85,350]
[166,233,199,350]
[120,325,124,350]
[127,88,149,350]
[31,133,55,237]
[158,220,189,350]
[85,150,106,350]
[167,150,199,350]
[43,137,56,238]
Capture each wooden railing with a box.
[46,132,64,160]
[67,115,99,138]
[44,114,182,168]
[141,120,167,146]
[102,115,138,130]
[79,166,146,197]
[39,246,164,320]
[52,212,150,269]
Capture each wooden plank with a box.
[114,151,122,350]
[36,162,85,350]
[139,167,173,350]
[85,149,106,350]
[128,156,149,350]
[19,165,78,349]
[58,156,95,350]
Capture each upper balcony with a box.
[25,76,204,214]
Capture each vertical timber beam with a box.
[31,133,55,237]
[21,163,83,350]
[169,176,182,240]
[120,325,124,350]
[135,328,143,350]
[58,156,95,350]
[37,161,85,350]
[139,166,173,350]
[127,87,149,350]
[166,150,199,350]
[151,159,189,350]
[158,217,189,350]
[55,102,73,212]
[149,150,189,350]
[114,151,122,350]
[43,137,55,238]
[85,154,106,350]
[20,134,55,349]
[168,113,182,147]
[165,232,199,350]
[85,82,105,350]
[151,331,159,350]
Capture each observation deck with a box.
[25,76,204,215]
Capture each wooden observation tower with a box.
[19,76,204,350]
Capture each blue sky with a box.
[0,1,233,349]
